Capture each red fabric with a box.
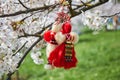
[48,42,77,69]
[44,30,52,42]
[43,30,56,44]
[61,22,71,34]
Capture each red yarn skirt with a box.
[48,43,77,69]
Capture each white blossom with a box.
[31,51,44,64]
[81,10,107,30]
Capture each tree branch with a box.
[17,37,42,68]
[21,0,109,39]
[7,73,12,80]
[71,0,109,17]
[67,0,76,16]
[16,22,52,68]
[12,41,28,56]
[18,33,41,38]
[72,1,92,7]
[0,4,58,18]
[18,23,52,38]
[6,37,42,80]
[35,23,52,34]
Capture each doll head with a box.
[61,22,71,34]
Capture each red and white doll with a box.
[43,13,79,69]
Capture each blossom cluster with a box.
[0,0,55,78]
[0,24,20,77]
[81,10,108,30]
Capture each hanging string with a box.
[55,0,71,24]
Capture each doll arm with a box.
[43,30,51,42]
[43,30,57,44]
[70,32,79,44]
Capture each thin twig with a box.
[18,0,29,9]
[18,23,52,38]
[21,10,45,21]
[72,1,92,9]
[0,4,58,18]
[14,0,30,4]
[72,0,109,17]
[12,41,28,56]
[35,23,52,34]
[101,11,120,17]
[80,0,88,7]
